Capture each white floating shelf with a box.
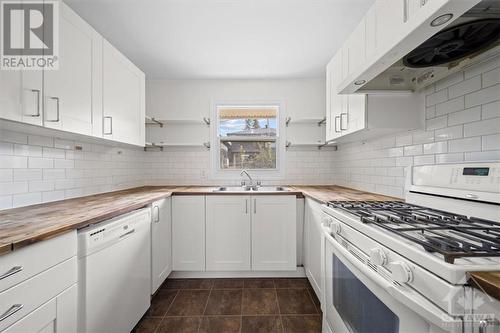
[285,117,326,127]
[144,118,210,125]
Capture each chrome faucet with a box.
[240,170,253,186]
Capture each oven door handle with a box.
[323,228,461,329]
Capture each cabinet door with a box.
[172,196,205,271]
[376,0,405,52]
[304,199,323,301]
[103,40,145,146]
[252,195,296,271]
[365,3,378,61]
[4,284,76,333]
[326,52,343,141]
[43,3,93,135]
[206,196,251,271]
[151,197,172,293]
[346,18,366,78]
[341,94,366,136]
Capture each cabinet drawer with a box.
[0,257,76,331]
[0,231,76,293]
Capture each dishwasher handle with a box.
[119,229,135,239]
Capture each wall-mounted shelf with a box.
[144,142,211,151]
[145,118,210,126]
[285,141,337,150]
[285,117,326,127]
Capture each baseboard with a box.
[169,267,306,279]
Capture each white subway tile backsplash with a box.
[29,180,55,192]
[435,153,464,164]
[0,155,28,169]
[465,150,500,162]
[395,134,412,146]
[482,134,500,151]
[435,96,464,116]
[448,76,481,99]
[425,106,436,119]
[42,190,65,203]
[414,155,435,166]
[464,56,500,79]
[423,141,447,154]
[13,169,42,181]
[464,118,500,137]
[0,182,28,195]
[426,115,447,130]
[404,144,423,156]
[483,67,500,88]
[465,84,500,108]
[43,168,66,180]
[435,125,463,141]
[12,192,41,208]
[482,101,500,120]
[412,131,434,144]
[28,157,54,169]
[426,89,448,107]
[449,137,481,153]
[42,147,66,159]
[447,106,481,126]
[435,72,463,91]
[54,139,75,150]
[0,169,13,182]
[13,144,42,157]
[0,143,13,155]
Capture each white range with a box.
[321,163,500,333]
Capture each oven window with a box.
[332,253,399,333]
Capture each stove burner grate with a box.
[327,201,500,264]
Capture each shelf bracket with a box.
[285,141,292,148]
[285,117,291,127]
[144,143,163,152]
[318,143,337,150]
[317,117,326,126]
[203,117,211,126]
[145,116,164,127]
[203,142,211,149]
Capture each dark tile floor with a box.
[133,278,322,333]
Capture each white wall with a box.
[145,78,336,186]
[333,55,500,198]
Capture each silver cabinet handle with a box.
[479,319,495,333]
[403,0,409,23]
[27,89,40,117]
[154,206,160,223]
[119,229,135,238]
[340,112,348,131]
[245,199,248,214]
[46,97,60,122]
[103,116,113,135]
[0,266,23,280]
[0,304,23,322]
[334,116,341,133]
[254,198,257,214]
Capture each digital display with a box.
[463,167,489,176]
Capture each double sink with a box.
[213,186,289,192]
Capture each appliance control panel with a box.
[412,163,500,193]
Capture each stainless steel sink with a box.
[213,186,289,192]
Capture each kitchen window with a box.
[211,103,285,180]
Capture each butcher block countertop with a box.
[290,185,401,203]
[469,271,500,301]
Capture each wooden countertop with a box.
[290,185,402,203]
[469,271,500,301]
[0,185,399,256]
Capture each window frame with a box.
[210,100,286,181]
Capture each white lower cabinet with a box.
[3,284,77,333]
[172,196,206,271]
[252,195,296,271]
[151,197,172,293]
[303,198,324,303]
[206,196,251,271]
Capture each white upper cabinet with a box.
[0,2,145,147]
[43,3,95,135]
[206,196,251,271]
[102,40,145,146]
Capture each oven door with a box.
[322,226,462,333]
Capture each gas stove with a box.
[321,163,500,333]
[327,200,500,264]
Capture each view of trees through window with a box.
[218,106,278,170]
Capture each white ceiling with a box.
[65,0,375,79]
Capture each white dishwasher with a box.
[77,208,151,333]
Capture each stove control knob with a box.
[390,262,413,283]
[369,248,387,266]
[321,216,333,227]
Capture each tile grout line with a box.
[153,288,180,333]
[274,287,285,333]
[196,281,214,333]
[306,288,321,315]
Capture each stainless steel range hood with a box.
[361,0,500,92]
